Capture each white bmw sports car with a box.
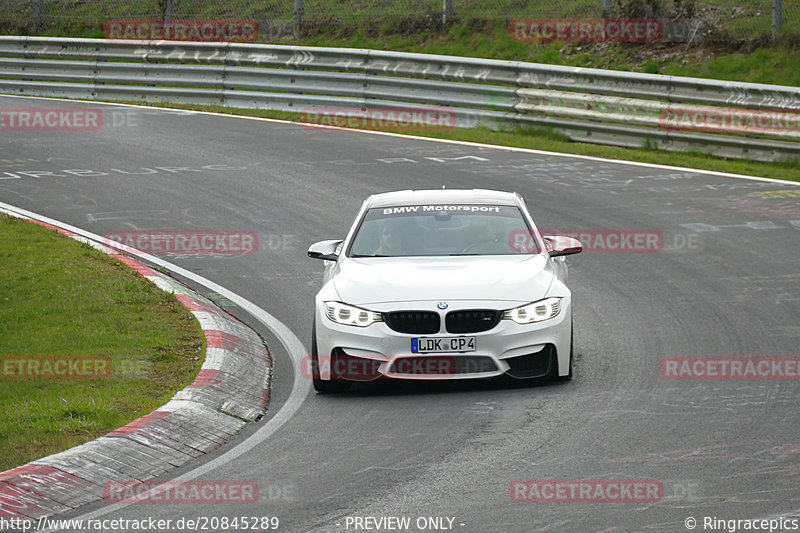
[307,189,581,393]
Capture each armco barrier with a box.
[0,36,799,161]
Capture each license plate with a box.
[411,336,476,353]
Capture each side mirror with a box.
[308,239,343,261]
[543,235,582,257]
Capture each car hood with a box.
[332,254,553,306]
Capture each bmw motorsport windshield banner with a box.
[371,205,520,218]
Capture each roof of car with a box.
[366,189,520,208]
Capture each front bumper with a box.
[314,299,572,382]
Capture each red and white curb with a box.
[0,217,272,521]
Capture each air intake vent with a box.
[505,346,554,379]
[389,356,497,375]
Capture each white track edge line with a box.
[1,93,798,186]
[0,201,310,530]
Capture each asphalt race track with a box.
[1,95,799,533]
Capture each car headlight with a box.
[324,301,383,327]
[503,297,562,324]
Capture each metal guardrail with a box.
[1,36,799,162]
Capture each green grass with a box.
[102,101,800,183]
[660,46,800,86]
[294,18,800,86]
[0,215,204,471]
[4,0,794,37]
[2,1,798,86]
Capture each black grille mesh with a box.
[384,311,440,334]
[445,309,501,333]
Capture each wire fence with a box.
[0,0,796,45]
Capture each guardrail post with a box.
[33,0,46,32]
[294,0,304,37]
[772,0,783,43]
[442,0,453,25]
[602,0,614,18]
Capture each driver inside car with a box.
[373,219,412,256]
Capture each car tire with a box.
[311,320,349,393]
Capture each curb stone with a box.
[0,218,272,521]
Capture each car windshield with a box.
[348,204,540,257]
